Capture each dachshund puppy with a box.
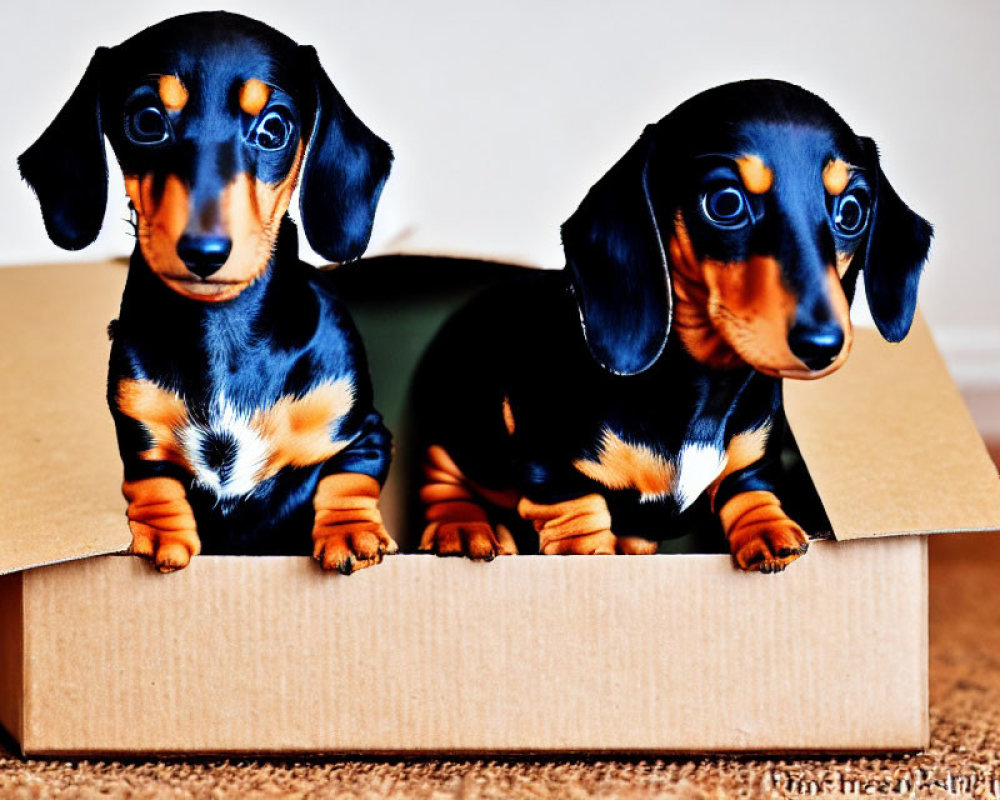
[415,80,932,572]
[19,12,397,573]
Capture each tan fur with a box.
[157,75,188,111]
[718,489,808,572]
[702,254,799,370]
[116,377,356,484]
[736,154,773,194]
[822,158,851,196]
[707,425,772,507]
[517,494,615,554]
[502,395,516,435]
[115,378,190,469]
[669,215,745,369]
[669,215,853,379]
[124,139,304,302]
[239,78,271,116]
[253,379,355,482]
[123,477,200,572]
[574,428,675,498]
[312,473,396,573]
[419,445,518,559]
[836,251,854,279]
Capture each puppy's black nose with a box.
[788,324,844,371]
[177,234,232,278]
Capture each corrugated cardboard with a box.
[784,314,1000,540]
[0,263,129,574]
[0,540,925,756]
[0,261,996,756]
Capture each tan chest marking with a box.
[707,425,772,508]
[574,429,676,500]
[115,378,190,468]
[115,377,355,496]
[252,380,355,481]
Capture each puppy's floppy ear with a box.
[18,48,109,251]
[298,45,393,264]
[859,137,933,342]
[561,127,671,375]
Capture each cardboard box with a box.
[0,261,998,756]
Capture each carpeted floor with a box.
[1,456,997,798]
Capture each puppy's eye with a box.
[248,108,294,151]
[701,185,751,229]
[832,189,870,236]
[125,105,170,146]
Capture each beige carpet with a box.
[1,506,998,797]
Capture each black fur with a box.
[19,12,394,557]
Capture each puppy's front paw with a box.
[313,523,398,574]
[130,527,201,573]
[419,521,517,561]
[312,473,397,574]
[720,490,809,573]
[123,477,201,573]
[540,529,618,555]
[517,494,616,555]
[615,536,660,555]
[730,520,809,573]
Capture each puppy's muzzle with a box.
[788,323,844,371]
[177,233,232,278]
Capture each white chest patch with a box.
[179,394,272,499]
[115,377,356,501]
[673,443,727,511]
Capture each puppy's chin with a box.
[742,341,853,381]
[142,254,266,303]
[158,275,253,303]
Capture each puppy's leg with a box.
[312,473,398,574]
[419,445,518,560]
[517,494,617,555]
[123,477,201,572]
[718,490,809,573]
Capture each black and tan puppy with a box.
[19,12,397,572]
[415,80,932,571]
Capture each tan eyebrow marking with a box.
[158,75,188,112]
[823,158,851,196]
[735,154,773,194]
[239,78,272,116]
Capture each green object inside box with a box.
[332,255,830,555]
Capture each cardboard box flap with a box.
[0,264,130,575]
[784,313,1000,540]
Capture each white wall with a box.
[3,0,999,418]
